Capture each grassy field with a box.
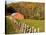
[19,19,45,32]
[6,16,45,34]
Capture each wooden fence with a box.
[15,21,39,33]
[6,16,40,33]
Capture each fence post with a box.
[20,23,23,33]
[32,26,34,33]
[25,24,26,29]
[29,28,31,33]
[22,23,25,33]
[34,28,36,33]
[23,24,26,33]
[37,27,39,32]
[26,26,29,32]
[24,29,26,33]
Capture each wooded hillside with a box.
[6,2,45,20]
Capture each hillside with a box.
[6,2,45,19]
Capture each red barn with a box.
[11,12,24,20]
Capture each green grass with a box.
[19,19,45,32]
[6,16,45,34]
[6,16,16,34]
[6,16,22,34]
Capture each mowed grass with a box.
[19,19,45,32]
